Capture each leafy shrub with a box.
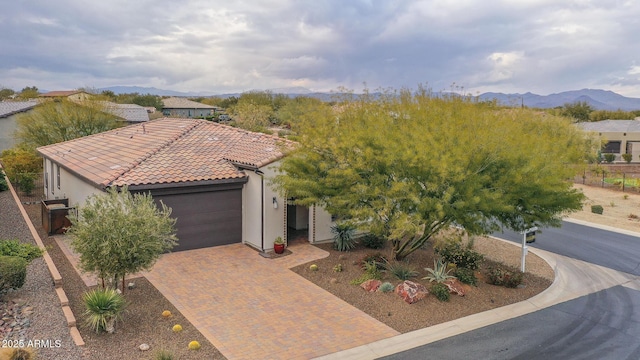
[591,205,604,214]
[385,260,419,281]
[454,267,477,286]
[0,239,44,263]
[360,253,387,271]
[362,233,385,249]
[423,258,455,283]
[14,173,36,195]
[378,282,395,293]
[603,153,616,163]
[622,153,633,163]
[0,171,8,192]
[350,261,383,285]
[0,347,37,360]
[155,350,174,360]
[83,288,126,333]
[331,222,357,251]
[486,266,524,288]
[431,283,450,302]
[0,255,27,295]
[436,240,483,270]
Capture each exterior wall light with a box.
[273,197,278,209]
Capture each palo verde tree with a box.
[272,87,592,260]
[67,186,177,292]
[14,99,121,150]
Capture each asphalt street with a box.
[380,221,640,360]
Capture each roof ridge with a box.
[101,120,202,187]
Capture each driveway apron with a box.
[144,243,399,360]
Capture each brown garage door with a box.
[153,188,242,252]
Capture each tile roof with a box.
[40,90,84,97]
[37,118,293,189]
[0,101,37,118]
[577,120,640,133]
[101,102,150,123]
[162,97,217,109]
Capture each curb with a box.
[3,169,85,347]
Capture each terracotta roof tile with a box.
[37,118,292,188]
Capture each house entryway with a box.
[287,203,309,244]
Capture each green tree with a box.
[130,94,164,110]
[0,87,15,100]
[231,101,274,131]
[67,186,177,292]
[0,147,42,194]
[272,88,590,260]
[562,101,594,122]
[16,86,39,100]
[589,109,636,121]
[276,96,327,129]
[14,99,121,149]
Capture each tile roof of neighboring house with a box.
[101,102,150,123]
[577,120,640,133]
[162,97,217,109]
[40,90,84,97]
[0,101,37,118]
[37,118,293,189]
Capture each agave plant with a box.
[83,288,126,333]
[423,258,455,283]
[384,259,419,281]
[331,222,357,252]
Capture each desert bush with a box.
[0,171,8,192]
[360,252,387,271]
[486,266,524,288]
[362,233,385,249]
[384,260,419,281]
[378,282,395,293]
[331,222,357,251]
[629,214,639,220]
[423,258,455,283]
[0,239,44,263]
[0,347,37,360]
[435,239,483,270]
[591,205,604,214]
[622,153,633,163]
[83,288,126,333]
[0,255,27,295]
[155,350,174,360]
[454,267,477,286]
[603,153,616,163]
[431,282,450,302]
[350,260,383,285]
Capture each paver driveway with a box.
[144,242,399,360]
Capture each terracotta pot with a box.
[274,243,285,254]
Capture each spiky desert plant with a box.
[331,222,357,251]
[384,260,419,280]
[423,258,455,283]
[378,282,395,293]
[83,288,125,333]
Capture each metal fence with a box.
[11,172,45,204]
[575,166,640,193]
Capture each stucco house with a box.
[162,97,219,118]
[40,90,92,102]
[577,119,640,162]
[36,118,334,253]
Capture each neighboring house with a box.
[577,120,640,161]
[0,101,37,152]
[40,90,91,102]
[37,118,334,253]
[161,97,218,118]
[101,102,150,123]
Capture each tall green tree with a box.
[0,87,15,100]
[67,186,177,292]
[14,99,121,149]
[276,96,328,129]
[16,86,39,100]
[273,88,591,260]
[562,101,594,122]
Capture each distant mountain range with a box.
[98,86,640,111]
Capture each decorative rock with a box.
[443,279,466,296]
[139,343,150,351]
[395,280,428,304]
[128,282,136,290]
[329,278,338,284]
[360,279,382,292]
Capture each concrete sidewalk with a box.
[315,224,640,360]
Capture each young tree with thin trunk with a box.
[67,186,177,292]
[272,87,593,260]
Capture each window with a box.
[50,162,55,195]
[602,141,621,154]
[56,165,60,189]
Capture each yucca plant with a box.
[385,260,419,281]
[331,222,357,251]
[83,288,126,333]
[423,258,455,283]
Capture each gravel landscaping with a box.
[1,182,633,359]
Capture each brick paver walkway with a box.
[144,243,399,360]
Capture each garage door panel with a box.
[153,188,242,252]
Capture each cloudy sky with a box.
[2,0,640,96]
